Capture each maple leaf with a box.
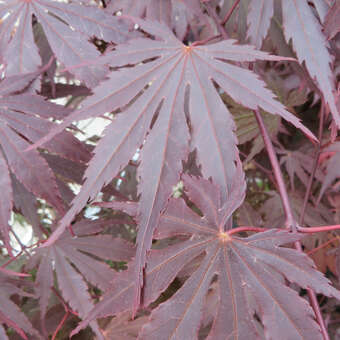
[26,218,134,339]
[0,71,90,250]
[0,272,42,340]
[245,1,339,126]
[28,20,316,309]
[226,70,306,162]
[73,173,340,339]
[0,0,130,87]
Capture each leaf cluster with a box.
[0,0,340,339]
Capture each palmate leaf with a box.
[0,0,130,86]
[73,173,340,339]
[30,20,315,308]
[26,218,134,339]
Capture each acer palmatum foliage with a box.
[0,0,340,339]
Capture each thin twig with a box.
[307,235,340,256]
[253,109,329,340]
[221,0,241,25]
[204,2,228,39]
[253,109,296,230]
[299,225,340,233]
[51,311,69,340]
[10,229,31,258]
[299,101,325,225]
[294,241,330,340]
[239,151,275,180]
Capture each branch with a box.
[253,109,296,231]
[221,0,241,25]
[253,109,329,339]
[203,2,229,39]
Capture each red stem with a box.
[294,241,330,340]
[298,225,340,233]
[253,109,296,231]
[253,109,329,339]
[307,236,339,256]
[232,225,340,235]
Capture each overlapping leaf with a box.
[0,0,130,86]
[107,0,206,40]
[323,0,340,39]
[73,173,340,339]
[0,71,91,249]
[29,20,315,308]
[0,272,41,340]
[278,147,323,190]
[261,191,333,229]
[245,1,339,126]
[26,218,134,339]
